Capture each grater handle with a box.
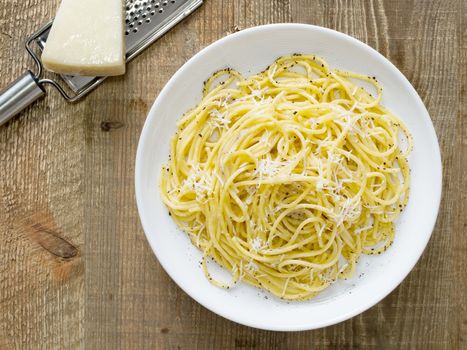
[0,71,46,126]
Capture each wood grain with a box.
[0,0,465,349]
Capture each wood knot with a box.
[21,211,79,259]
[100,121,124,132]
[30,223,78,259]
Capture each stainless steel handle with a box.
[0,71,46,126]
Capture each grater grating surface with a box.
[34,0,203,98]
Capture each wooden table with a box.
[0,1,465,349]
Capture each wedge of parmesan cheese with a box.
[42,0,125,76]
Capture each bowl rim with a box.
[135,23,442,331]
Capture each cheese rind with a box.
[42,0,125,76]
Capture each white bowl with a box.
[135,24,442,331]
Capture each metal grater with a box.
[0,0,203,126]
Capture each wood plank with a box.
[290,0,463,348]
[0,1,84,349]
[457,1,467,348]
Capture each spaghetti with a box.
[160,54,412,300]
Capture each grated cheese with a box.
[249,87,267,98]
[183,165,214,200]
[209,109,230,129]
[254,157,284,179]
[245,260,259,272]
[316,178,326,190]
[333,198,361,227]
[251,237,265,252]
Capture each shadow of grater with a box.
[0,0,203,126]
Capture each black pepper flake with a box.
[321,64,324,67]
[198,134,202,137]
[293,111,298,115]
[168,212,172,216]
